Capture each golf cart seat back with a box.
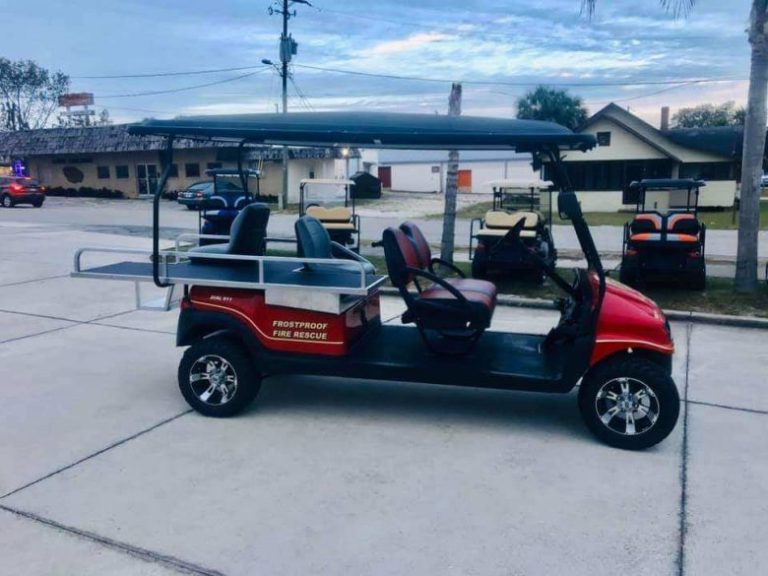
[306,206,356,230]
[294,216,375,274]
[189,203,270,263]
[630,213,663,234]
[485,210,539,229]
[399,221,497,298]
[381,227,496,346]
[667,213,700,236]
[479,211,538,239]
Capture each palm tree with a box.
[585,0,768,292]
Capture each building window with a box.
[547,160,673,192]
[185,163,200,178]
[168,164,179,178]
[97,166,110,179]
[679,162,732,182]
[206,162,222,171]
[115,165,129,179]
[596,132,612,146]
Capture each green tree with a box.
[0,58,69,131]
[584,0,767,293]
[516,86,588,130]
[672,102,746,128]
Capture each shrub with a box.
[46,186,124,199]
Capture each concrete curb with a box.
[378,287,768,329]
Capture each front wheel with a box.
[578,357,679,450]
[178,336,261,417]
[1,195,13,208]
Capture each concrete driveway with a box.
[0,215,766,575]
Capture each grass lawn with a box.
[446,201,768,230]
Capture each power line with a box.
[73,64,266,80]
[99,69,269,99]
[293,63,743,88]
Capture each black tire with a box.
[1,195,13,208]
[690,267,706,291]
[578,356,680,450]
[186,205,197,211]
[33,200,43,208]
[178,336,261,417]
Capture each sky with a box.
[0,0,753,127]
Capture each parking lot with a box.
[0,205,766,575]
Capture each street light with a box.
[262,58,289,209]
[341,147,350,179]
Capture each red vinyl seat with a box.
[399,221,497,300]
[381,225,496,352]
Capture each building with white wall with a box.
[369,149,539,195]
[559,103,741,211]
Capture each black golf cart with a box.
[620,178,706,289]
[196,168,261,247]
[299,178,360,252]
[71,112,680,450]
[469,179,556,280]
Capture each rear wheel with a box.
[578,356,679,450]
[1,195,13,208]
[33,200,43,208]
[690,267,706,290]
[178,336,261,417]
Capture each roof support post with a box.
[237,140,250,201]
[153,135,175,288]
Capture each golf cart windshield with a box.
[629,178,706,214]
[300,179,353,208]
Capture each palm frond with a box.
[582,0,695,18]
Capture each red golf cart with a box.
[72,112,679,450]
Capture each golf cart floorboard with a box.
[260,324,567,393]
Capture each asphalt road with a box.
[0,204,765,575]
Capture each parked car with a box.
[761,174,768,188]
[177,180,246,210]
[0,176,46,208]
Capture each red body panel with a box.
[186,286,380,356]
[590,274,674,365]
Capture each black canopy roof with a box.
[629,178,706,191]
[129,112,596,152]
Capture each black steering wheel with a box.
[490,218,526,256]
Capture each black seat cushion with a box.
[189,203,270,264]
[295,215,375,275]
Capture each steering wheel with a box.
[490,218,526,256]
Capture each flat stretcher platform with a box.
[72,248,385,296]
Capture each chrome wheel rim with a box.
[595,377,660,436]
[188,354,238,406]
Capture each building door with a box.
[378,166,392,189]
[458,169,472,192]
[136,163,158,196]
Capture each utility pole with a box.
[267,0,310,209]
[440,83,462,265]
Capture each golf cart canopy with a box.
[629,179,706,191]
[129,112,596,152]
[486,179,554,190]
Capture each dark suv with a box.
[0,176,46,208]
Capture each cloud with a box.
[365,33,450,56]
